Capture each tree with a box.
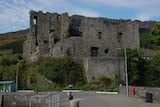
[139,29,151,48]
[117,49,140,85]
[148,22,160,49]
[38,56,86,86]
[144,65,160,87]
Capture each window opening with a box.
[91,47,98,57]
[98,32,102,39]
[105,49,109,54]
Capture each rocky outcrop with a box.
[26,74,55,89]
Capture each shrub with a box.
[37,56,86,86]
[98,75,111,89]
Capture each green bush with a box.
[0,54,21,66]
[147,22,160,49]
[38,56,86,86]
[139,28,151,48]
[106,87,118,92]
[0,53,86,90]
[98,75,111,90]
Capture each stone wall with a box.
[83,57,125,82]
[1,93,34,107]
[52,37,83,58]
[23,11,140,61]
[118,22,140,49]
[119,86,160,102]
[1,92,62,107]
[23,10,140,82]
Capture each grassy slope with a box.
[0,39,17,46]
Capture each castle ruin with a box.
[23,11,140,82]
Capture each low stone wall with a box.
[1,93,34,107]
[119,86,160,102]
[0,92,62,107]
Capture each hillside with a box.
[135,20,156,30]
[0,29,29,46]
[0,40,17,46]
[0,29,29,40]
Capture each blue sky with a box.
[0,0,160,33]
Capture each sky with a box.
[0,0,160,34]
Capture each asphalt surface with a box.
[69,92,160,107]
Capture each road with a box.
[69,92,160,107]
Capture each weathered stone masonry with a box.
[23,11,140,82]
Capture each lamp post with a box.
[124,48,129,96]
[16,61,20,92]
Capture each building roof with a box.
[0,81,14,84]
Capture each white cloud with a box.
[135,14,152,21]
[0,0,100,33]
[82,0,160,8]
[135,12,159,21]
[0,0,159,33]
[0,0,29,28]
[134,6,160,21]
[69,8,100,17]
[81,0,160,21]
[13,0,26,4]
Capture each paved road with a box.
[70,92,160,107]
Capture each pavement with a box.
[67,92,160,107]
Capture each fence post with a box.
[29,96,34,107]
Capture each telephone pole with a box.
[124,48,129,96]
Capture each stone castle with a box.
[23,11,140,82]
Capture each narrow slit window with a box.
[117,32,123,43]
[98,32,102,39]
[44,40,49,44]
